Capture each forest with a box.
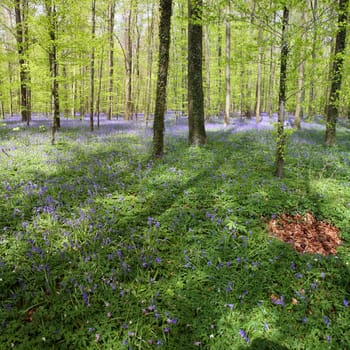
[0,0,350,349]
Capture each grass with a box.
[0,116,349,349]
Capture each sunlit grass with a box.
[0,116,349,349]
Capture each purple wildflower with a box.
[323,315,331,327]
[239,329,250,343]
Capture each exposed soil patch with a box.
[267,212,341,255]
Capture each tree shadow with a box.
[1,122,349,349]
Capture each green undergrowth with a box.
[0,123,349,349]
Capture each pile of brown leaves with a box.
[267,212,342,255]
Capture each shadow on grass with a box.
[1,123,349,349]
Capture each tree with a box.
[188,0,206,146]
[14,0,31,125]
[224,0,231,127]
[107,0,116,120]
[275,5,289,178]
[325,0,348,146]
[124,1,133,120]
[144,0,155,127]
[89,0,96,132]
[44,0,60,144]
[153,0,172,158]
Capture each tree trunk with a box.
[188,0,206,146]
[267,7,276,118]
[135,19,141,119]
[145,0,155,127]
[294,11,308,129]
[224,0,231,127]
[71,66,76,118]
[14,0,31,125]
[153,0,172,158]
[89,0,96,132]
[204,24,211,120]
[45,1,60,144]
[96,47,104,129]
[255,27,263,122]
[124,4,133,120]
[107,0,116,120]
[275,6,289,178]
[308,0,317,119]
[325,0,348,146]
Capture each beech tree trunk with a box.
[255,27,262,122]
[325,0,348,146]
[224,0,231,127]
[14,0,31,125]
[124,4,133,120]
[308,0,318,119]
[275,6,289,178]
[294,11,308,130]
[204,24,211,119]
[145,1,155,127]
[45,1,60,144]
[89,0,96,131]
[152,0,172,157]
[107,0,116,120]
[188,0,206,146]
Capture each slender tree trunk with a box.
[135,21,141,119]
[267,7,276,117]
[275,6,289,178]
[294,11,308,129]
[325,0,348,146]
[153,0,172,157]
[71,66,76,118]
[14,0,31,125]
[89,0,96,132]
[204,24,211,120]
[107,0,116,120]
[8,62,14,117]
[0,87,4,119]
[255,26,263,122]
[224,0,231,127]
[294,60,304,130]
[45,1,60,144]
[96,47,104,129]
[188,0,206,145]
[308,0,317,119]
[145,0,155,127]
[217,24,223,113]
[124,4,133,120]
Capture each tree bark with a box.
[204,24,211,120]
[255,26,262,122]
[124,4,133,120]
[224,0,231,127]
[325,0,348,146]
[89,0,96,132]
[152,0,172,158]
[145,0,155,127]
[294,11,308,130]
[275,6,289,178]
[107,0,116,120]
[45,1,60,144]
[308,0,318,119]
[14,0,31,125]
[188,0,206,146]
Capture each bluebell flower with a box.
[239,329,250,343]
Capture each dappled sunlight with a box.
[1,117,350,348]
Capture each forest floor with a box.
[0,115,349,349]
